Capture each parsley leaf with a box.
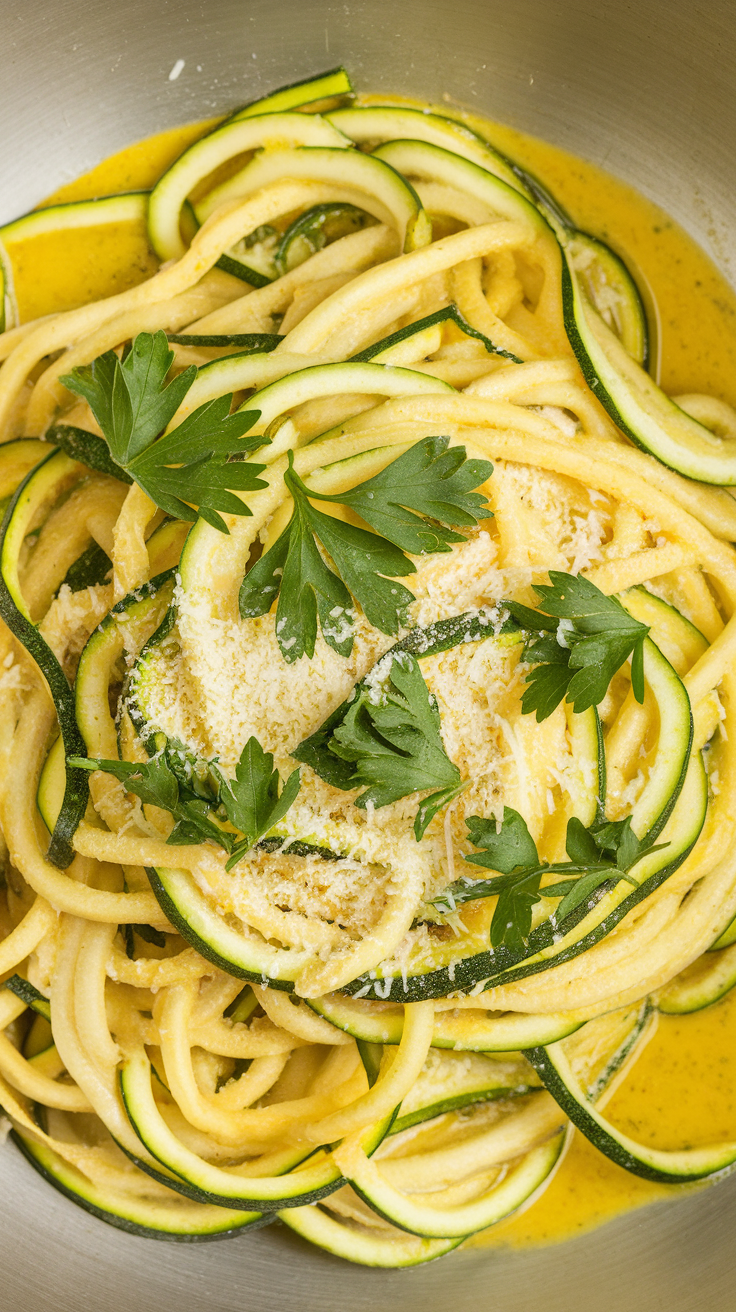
[541,816,666,920]
[213,737,301,871]
[61,330,267,534]
[464,809,540,873]
[311,435,493,554]
[505,571,650,721]
[431,806,665,950]
[239,437,493,662]
[68,753,234,851]
[324,648,467,839]
[69,736,302,864]
[61,331,195,464]
[240,468,414,661]
[445,808,545,952]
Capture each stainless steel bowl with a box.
[2,1,735,1306]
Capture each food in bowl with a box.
[1,66,736,1266]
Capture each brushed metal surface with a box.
[1,1,735,1307]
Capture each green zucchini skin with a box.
[349,302,520,363]
[560,252,735,484]
[0,193,149,244]
[46,424,131,483]
[167,332,283,349]
[11,1131,271,1241]
[32,574,176,839]
[131,750,705,1006]
[226,67,353,123]
[342,750,707,1002]
[391,1080,539,1135]
[614,636,693,844]
[346,119,648,374]
[144,620,521,991]
[60,541,112,592]
[623,586,708,668]
[294,613,520,785]
[509,164,574,237]
[235,357,453,443]
[523,1039,736,1183]
[142,612,698,1004]
[144,866,295,992]
[118,1048,392,1211]
[2,975,51,1021]
[328,104,525,192]
[342,1131,565,1239]
[75,570,177,743]
[215,253,272,287]
[115,1133,301,1216]
[275,202,373,275]
[566,232,649,370]
[119,1135,343,1214]
[657,943,736,1015]
[710,911,736,952]
[306,992,584,1051]
[148,114,350,263]
[0,451,90,866]
[279,1202,463,1266]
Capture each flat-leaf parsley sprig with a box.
[212,737,301,870]
[60,330,267,533]
[69,735,300,868]
[238,436,493,662]
[432,805,666,952]
[505,571,650,722]
[321,648,467,839]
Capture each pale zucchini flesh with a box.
[195,146,432,254]
[657,943,736,1015]
[279,1201,462,1267]
[12,1131,267,1240]
[562,251,736,484]
[228,68,353,122]
[327,106,525,192]
[306,992,585,1050]
[147,114,350,261]
[525,1037,736,1182]
[120,1048,347,1211]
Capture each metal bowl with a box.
[1,1,735,1306]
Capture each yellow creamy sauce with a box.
[467,114,736,407]
[479,988,736,1249]
[14,101,736,1249]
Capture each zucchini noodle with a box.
[2,66,736,1265]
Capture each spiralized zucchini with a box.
[2,67,736,1267]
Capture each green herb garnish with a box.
[212,737,301,871]
[505,572,650,721]
[68,752,235,849]
[432,806,666,951]
[239,436,493,662]
[320,648,467,839]
[69,735,300,866]
[60,330,267,533]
